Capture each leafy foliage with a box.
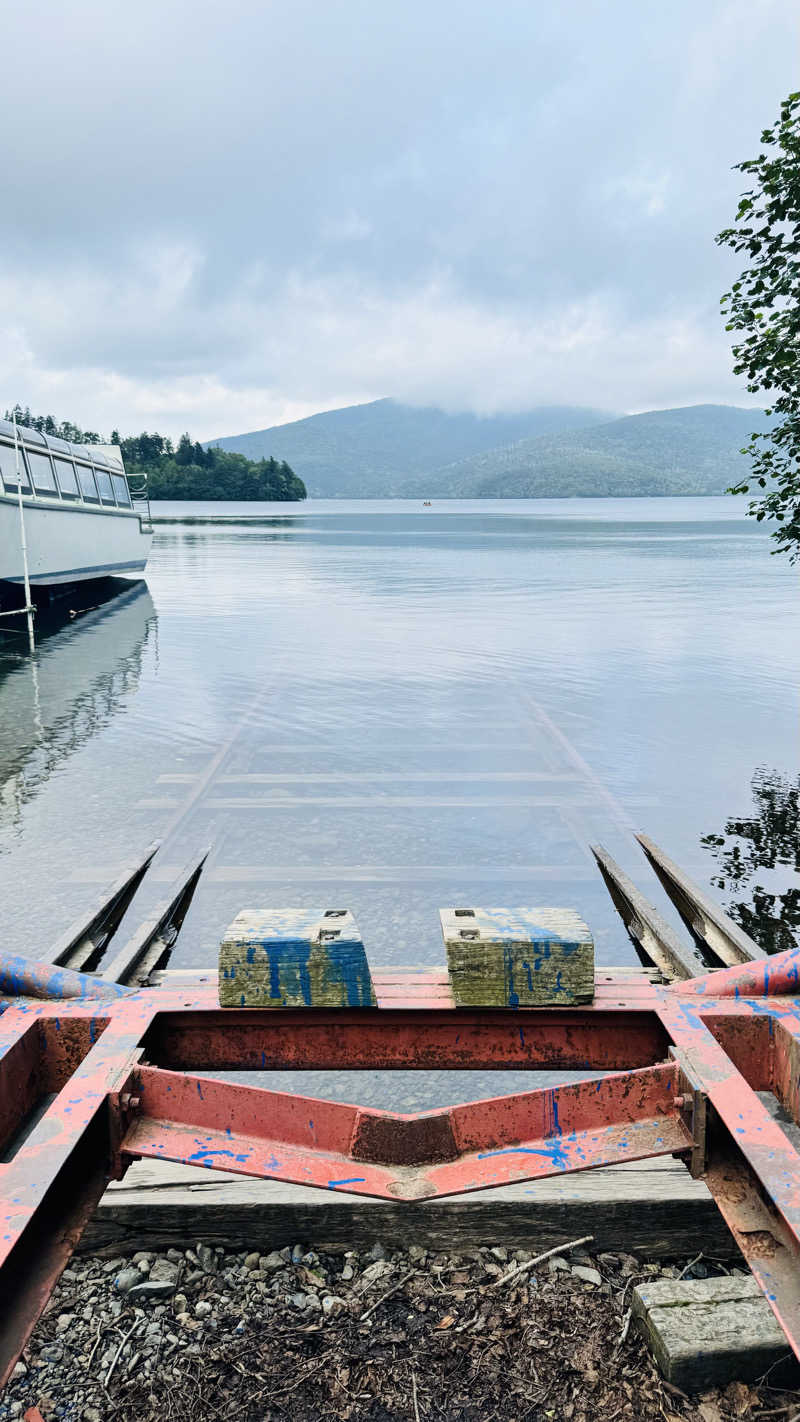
[4,403,101,445]
[701,767,800,954]
[716,91,800,558]
[4,408,306,502]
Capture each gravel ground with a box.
[1,1239,798,1421]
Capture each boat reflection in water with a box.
[0,579,155,830]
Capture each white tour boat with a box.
[0,420,152,595]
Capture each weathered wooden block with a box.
[219,909,376,1008]
[440,906,594,1007]
[632,1275,794,1391]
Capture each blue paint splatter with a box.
[478,1142,570,1169]
[188,1147,246,1163]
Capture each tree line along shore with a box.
[4,407,307,502]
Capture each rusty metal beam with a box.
[671,945,800,998]
[0,1004,145,1379]
[636,834,765,967]
[591,844,706,980]
[142,1005,671,1073]
[659,994,800,1355]
[121,1059,689,1200]
[48,841,161,973]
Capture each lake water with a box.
[0,496,796,1106]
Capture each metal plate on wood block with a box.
[632,1275,797,1392]
[440,906,594,1007]
[218,909,376,1008]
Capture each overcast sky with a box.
[0,0,796,440]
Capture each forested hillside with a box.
[400,405,773,498]
[122,433,305,501]
[208,399,614,497]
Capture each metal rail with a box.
[48,842,162,973]
[1,835,799,1387]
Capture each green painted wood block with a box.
[440,906,594,1007]
[219,909,377,1008]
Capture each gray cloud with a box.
[0,0,796,437]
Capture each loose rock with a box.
[114,1267,143,1295]
[572,1265,603,1286]
[128,1280,177,1300]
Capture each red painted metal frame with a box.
[2,948,800,1386]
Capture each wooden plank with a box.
[81,1156,737,1259]
[441,907,594,1007]
[591,845,707,981]
[636,834,765,967]
[632,1275,796,1391]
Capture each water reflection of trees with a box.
[701,766,800,953]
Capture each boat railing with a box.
[127,472,153,529]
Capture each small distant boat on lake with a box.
[0,420,152,599]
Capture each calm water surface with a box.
[0,497,796,1106]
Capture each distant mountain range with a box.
[208,400,613,497]
[209,399,770,498]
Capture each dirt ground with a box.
[2,1240,798,1422]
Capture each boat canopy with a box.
[0,422,132,509]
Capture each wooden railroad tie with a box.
[440,905,594,1007]
[219,908,377,1007]
[218,905,595,1008]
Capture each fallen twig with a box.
[359,1268,417,1322]
[676,1251,703,1280]
[103,1319,139,1391]
[412,1366,421,1422]
[251,1356,329,1401]
[86,1319,108,1372]
[488,1235,595,1290]
[613,1307,632,1354]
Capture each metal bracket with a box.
[670,1047,709,1179]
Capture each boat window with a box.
[27,450,59,495]
[0,441,31,494]
[93,467,116,505]
[54,458,80,499]
[76,464,99,502]
[45,435,72,455]
[111,473,132,506]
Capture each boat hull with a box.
[0,493,152,587]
